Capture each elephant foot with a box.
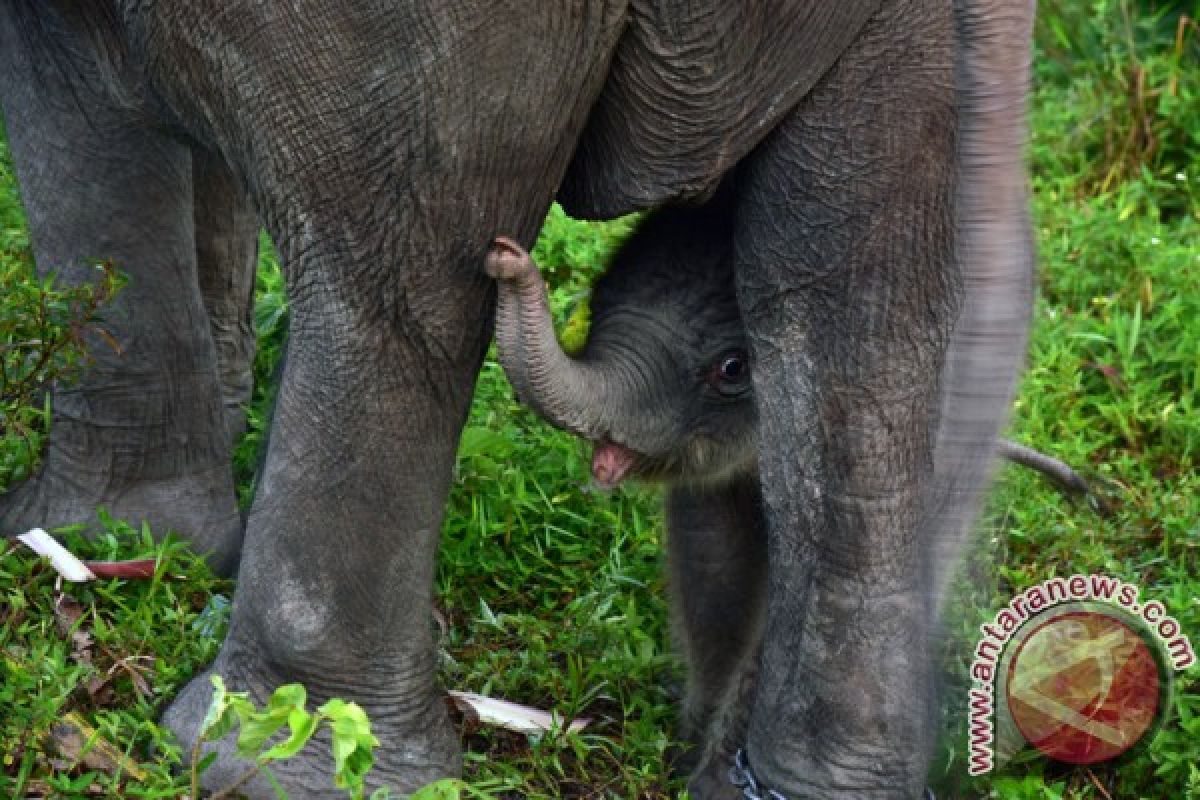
[0,457,243,577]
[163,647,461,799]
[679,707,748,800]
[686,753,743,800]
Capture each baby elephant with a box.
[487,202,764,786]
[484,202,1085,790]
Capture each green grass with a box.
[2,0,1199,797]
[935,2,1200,796]
[1,517,231,798]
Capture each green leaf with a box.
[319,699,378,798]
[199,675,229,735]
[258,707,318,762]
[457,427,513,461]
[267,682,308,713]
[328,715,362,766]
[409,779,466,800]
[200,675,254,743]
[558,296,591,355]
[235,703,292,757]
[195,751,218,775]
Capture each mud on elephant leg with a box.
[193,146,258,449]
[0,12,242,575]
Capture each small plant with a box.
[0,515,229,798]
[196,679,477,799]
[0,258,124,490]
[196,676,381,799]
[1034,0,1198,208]
[529,204,638,293]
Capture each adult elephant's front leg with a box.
[152,4,626,796]
[164,248,479,795]
[729,1,1028,797]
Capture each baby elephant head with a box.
[486,204,757,489]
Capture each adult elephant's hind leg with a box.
[0,11,242,575]
[731,0,990,796]
[193,146,259,448]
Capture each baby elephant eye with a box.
[720,355,746,381]
[709,349,751,395]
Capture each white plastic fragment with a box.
[448,690,590,735]
[16,528,96,582]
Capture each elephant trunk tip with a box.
[485,236,535,282]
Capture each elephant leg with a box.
[161,251,476,797]
[147,3,627,796]
[728,0,1029,796]
[686,655,760,800]
[0,12,242,575]
[665,477,766,767]
[193,146,258,448]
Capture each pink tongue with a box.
[592,440,637,488]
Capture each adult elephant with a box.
[0,1,1034,798]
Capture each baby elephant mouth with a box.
[591,439,640,488]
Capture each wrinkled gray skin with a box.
[490,207,1083,497]
[0,1,1034,797]
[490,197,759,490]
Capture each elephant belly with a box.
[557,0,883,219]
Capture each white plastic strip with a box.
[16,528,96,582]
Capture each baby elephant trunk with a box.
[485,237,618,442]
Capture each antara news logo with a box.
[966,574,1195,776]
